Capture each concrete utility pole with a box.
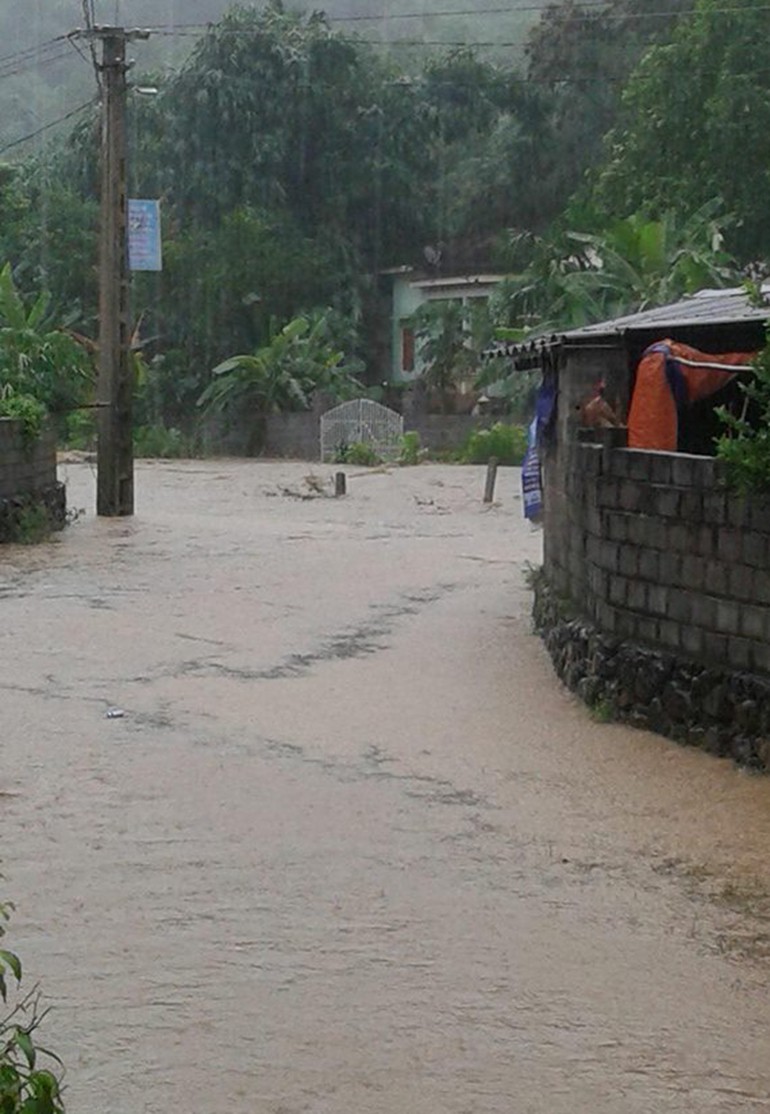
[81,27,149,516]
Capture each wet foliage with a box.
[0,901,64,1114]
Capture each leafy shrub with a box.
[62,410,96,452]
[0,264,92,417]
[460,422,528,466]
[0,388,47,446]
[0,900,64,1113]
[335,441,382,466]
[716,344,770,491]
[8,504,54,545]
[133,424,192,459]
[398,431,421,466]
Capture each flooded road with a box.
[2,459,770,1113]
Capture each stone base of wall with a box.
[533,571,770,771]
[0,481,66,542]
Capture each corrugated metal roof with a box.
[562,284,770,340]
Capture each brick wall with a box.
[0,419,58,499]
[548,433,770,676]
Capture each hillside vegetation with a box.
[2,0,766,450]
[2,0,550,149]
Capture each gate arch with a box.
[320,399,404,462]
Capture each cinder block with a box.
[667,522,692,553]
[658,619,682,649]
[696,524,718,558]
[607,513,629,543]
[704,560,729,596]
[689,594,717,629]
[596,478,620,508]
[608,574,627,606]
[649,452,674,485]
[690,455,718,489]
[618,480,644,514]
[681,624,705,657]
[636,617,659,645]
[704,633,729,666]
[727,497,751,529]
[587,566,603,595]
[753,571,770,605]
[651,486,681,518]
[659,551,682,587]
[717,528,741,564]
[740,606,766,641]
[619,546,640,578]
[638,549,661,582]
[626,579,647,611]
[680,491,703,521]
[703,491,729,525]
[671,455,697,487]
[609,450,630,478]
[748,500,770,533]
[600,604,620,634]
[625,451,653,482]
[646,584,669,615]
[614,608,637,638]
[668,588,693,623]
[631,516,667,548]
[727,637,754,671]
[681,554,706,588]
[742,531,769,569]
[598,540,620,571]
[750,640,770,675]
[715,599,741,635]
[582,447,601,475]
[728,564,754,602]
[585,506,602,535]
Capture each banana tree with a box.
[0,263,92,418]
[198,310,362,451]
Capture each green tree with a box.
[593,0,770,260]
[522,0,695,227]
[716,334,770,490]
[493,206,738,333]
[0,263,92,419]
[198,309,362,449]
[411,299,493,411]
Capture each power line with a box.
[144,2,766,33]
[0,98,97,157]
[0,45,77,83]
[80,1,103,93]
[0,34,70,69]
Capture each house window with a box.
[401,326,415,373]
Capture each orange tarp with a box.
[627,339,755,452]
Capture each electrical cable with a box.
[0,45,77,83]
[0,34,70,69]
[81,0,103,93]
[0,98,97,157]
[144,2,764,32]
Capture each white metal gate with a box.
[320,399,404,462]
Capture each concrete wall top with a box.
[0,419,58,500]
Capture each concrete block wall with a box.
[264,412,494,459]
[549,438,770,676]
[0,420,57,499]
[264,412,321,459]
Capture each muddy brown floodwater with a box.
[2,459,770,1113]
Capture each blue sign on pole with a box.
[128,199,162,272]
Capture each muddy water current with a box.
[2,460,770,1113]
